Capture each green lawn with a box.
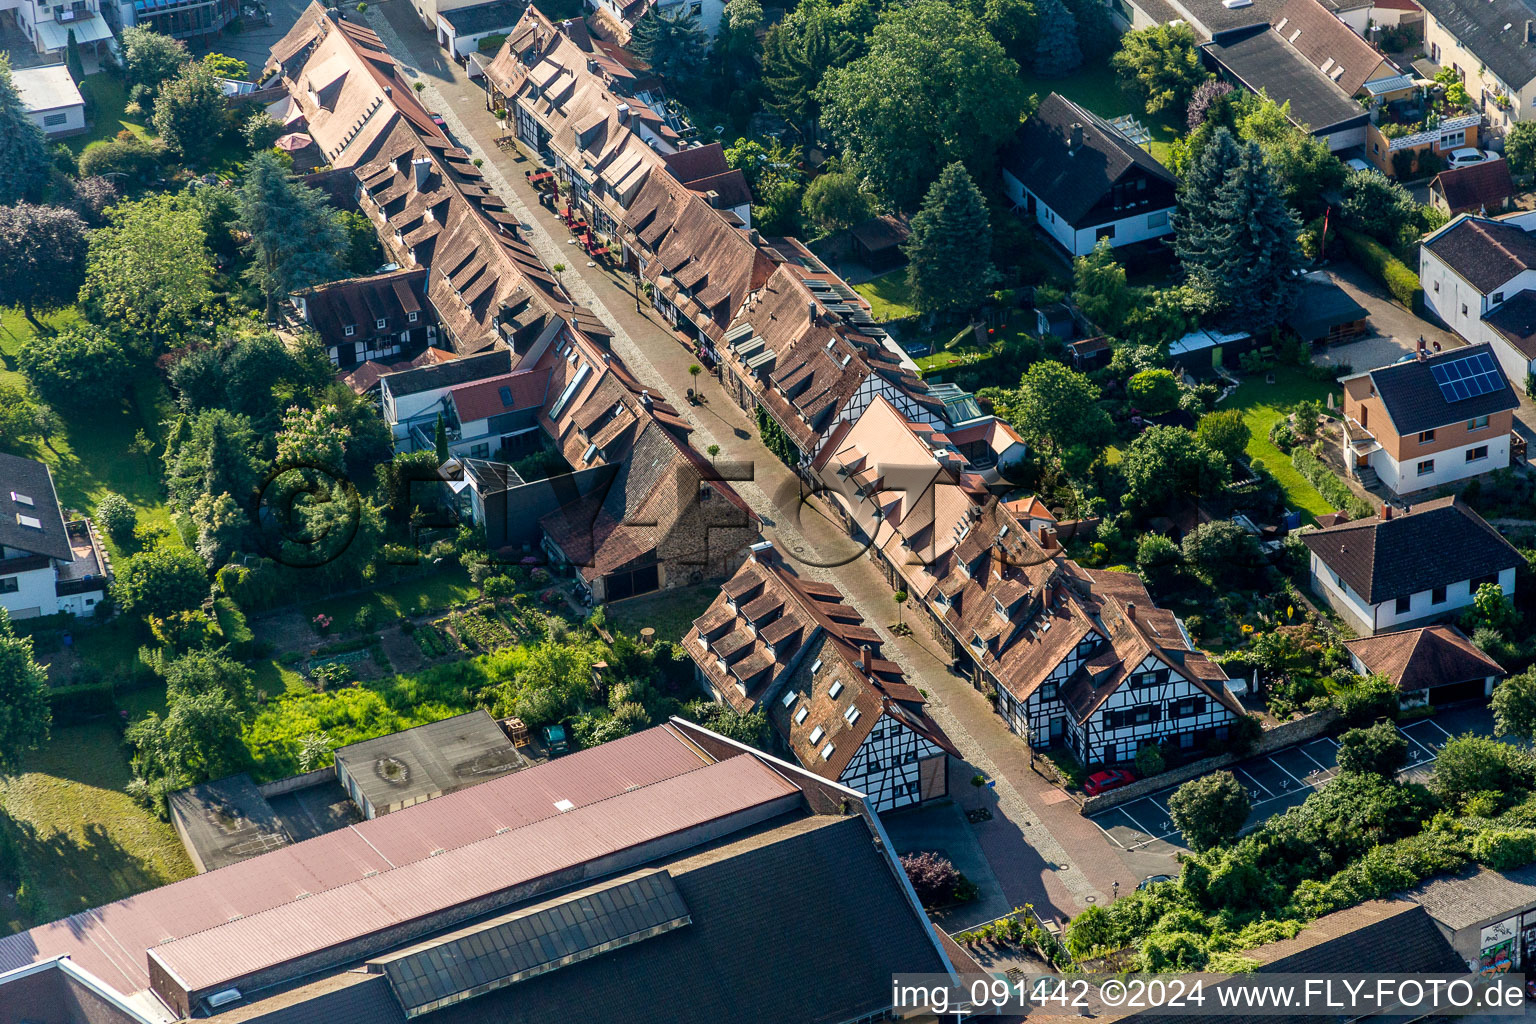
[605,584,719,643]
[0,307,182,557]
[854,271,920,322]
[69,74,152,153]
[1225,367,1339,520]
[0,723,194,933]
[251,657,308,699]
[1018,64,1183,167]
[298,566,479,627]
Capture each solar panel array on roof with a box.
[374,870,690,1017]
[1431,350,1503,402]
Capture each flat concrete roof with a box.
[333,709,525,813]
[13,64,83,113]
[167,773,292,873]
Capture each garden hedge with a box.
[1338,227,1422,312]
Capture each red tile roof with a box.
[449,367,552,422]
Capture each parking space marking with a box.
[1231,765,1274,800]
[1268,756,1309,791]
[1118,804,1162,843]
[1089,815,1130,851]
[1420,718,1456,743]
[1397,726,1439,764]
[1296,745,1330,772]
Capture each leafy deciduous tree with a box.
[112,546,209,620]
[1335,721,1409,777]
[121,25,189,96]
[1121,425,1229,511]
[0,203,89,325]
[0,609,51,773]
[1112,23,1206,115]
[1195,409,1251,465]
[152,60,231,165]
[800,167,874,233]
[18,321,131,409]
[1493,668,1536,742]
[1168,771,1250,851]
[987,360,1111,461]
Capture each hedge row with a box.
[1292,447,1378,521]
[48,680,117,725]
[1338,227,1422,311]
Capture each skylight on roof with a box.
[10,492,33,507]
[828,680,844,699]
[821,742,835,760]
[17,514,42,530]
[795,706,808,724]
[844,706,860,725]
[553,799,575,812]
[809,725,824,744]
[781,689,798,707]
[810,658,822,674]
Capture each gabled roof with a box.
[1483,288,1536,358]
[1272,0,1398,95]
[1301,496,1522,604]
[1002,93,1176,226]
[690,548,888,713]
[1416,0,1536,91]
[294,267,428,344]
[448,367,551,422]
[1201,25,1371,134]
[1423,215,1536,293]
[1347,343,1517,435]
[1345,624,1504,691]
[383,348,512,397]
[0,453,73,562]
[1431,159,1515,215]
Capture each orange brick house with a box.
[1339,342,1517,495]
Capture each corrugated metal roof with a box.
[0,727,717,1003]
[151,754,798,996]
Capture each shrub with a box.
[1472,829,1536,870]
[482,575,516,599]
[1135,743,1166,777]
[353,605,376,634]
[1338,227,1422,310]
[96,492,137,545]
[1168,771,1250,851]
[900,850,961,907]
[1335,721,1408,776]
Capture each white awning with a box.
[35,14,112,52]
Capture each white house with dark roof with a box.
[13,64,85,137]
[1001,93,1178,257]
[1422,212,1536,390]
[382,348,514,451]
[0,454,110,620]
[1301,497,1521,635]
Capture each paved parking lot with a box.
[1088,717,1462,853]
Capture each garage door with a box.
[606,563,660,602]
[1429,679,1486,706]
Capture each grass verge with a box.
[1225,367,1338,520]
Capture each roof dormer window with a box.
[828,680,844,699]
[794,706,808,724]
[344,325,356,337]
[821,741,835,760]
[809,725,824,744]
[843,706,860,725]
[376,318,387,330]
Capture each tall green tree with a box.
[819,0,1025,208]
[1202,141,1302,329]
[1073,238,1133,331]
[1111,23,1206,115]
[984,361,1110,464]
[903,162,997,315]
[65,29,84,82]
[630,6,708,83]
[0,609,50,773]
[19,322,131,409]
[800,167,874,233]
[1507,121,1536,179]
[1173,126,1242,276]
[152,60,230,165]
[1493,668,1536,742]
[1168,770,1249,851]
[237,151,346,319]
[121,25,189,96]
[0,55,52,205]
[761,0,856,135]
[112,546,210,620]
[713,0,763,88]
[966,0,1037,67]
[0,203,89,326]
[80,193,216,355]
[1031,0,1081,78]
[1121,425,1229,511]
[1235,95,1345,215]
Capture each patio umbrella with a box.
[275,132,313,151]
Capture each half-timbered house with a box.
[934,500,1244,766]
[688,542,958,811]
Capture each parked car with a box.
[542,723,568,756]
[1137,874,1173,890]
[430,112,449,130]
[1344,158,1376,174]
[1083,769,1136,796]
[1447,148,1501,168]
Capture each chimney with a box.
[1125,601,1136,622]
[616,102,631,123]
[860,644,873,672]
[411,156,431,192]
[1382,503,1393,520]
[1040,526,1058,551]
[639,389,652,408]
[1416,336,1428,361]
[384,85,391,96]
[703,189,721,208]
[1069,123,1084,153]
[749,540,774,564]
[807,300,818,325]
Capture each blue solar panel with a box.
[1431,351,1502,402]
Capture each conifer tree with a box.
[1173,127,1242,286]
[1203,141,1301,329]
[903,162,998,315]
[65,29,84,83]
[1032,0,1081,77]
[435,413,449,462]
[0,55,52,204]
[237,151,345,319]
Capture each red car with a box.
[1083,769,1137,796]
